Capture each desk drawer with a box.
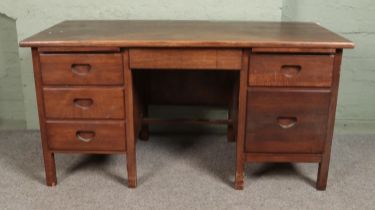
[46,121,126,151]
[129,48,242,70]
[245,88,330,153]
[40,53,123,85]
[249,54,334,87]
[43,87,125,119]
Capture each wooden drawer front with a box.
[249,54,334,87]
[129,48,242,70]
[245,89,330,153]
[46,121,126,151]
[43,87,125,119]
[40,53,123,85]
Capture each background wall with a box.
[0,13,25,129]
[0,0,374,132]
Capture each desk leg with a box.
[317,50,342,190]
[317,157,330,190]
[126,149,137,188]
[43,151,57,186]
[235,155,245,190]
[31,48,57,186]
[124,50,137,188]
[234,50,249,190]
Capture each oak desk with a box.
[20,20,353,190]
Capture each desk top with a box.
[20,20,353,48]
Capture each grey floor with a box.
[0,130,374,210]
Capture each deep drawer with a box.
[46,121,126,151]
[245,88,331,153]
[43,87,125,119]
[40,53,123,85]
[249,54,334,87]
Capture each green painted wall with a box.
[0,13,25,129]
[0,1,374,132]
[282,0,375,131]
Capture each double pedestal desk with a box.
[20,20,353,190]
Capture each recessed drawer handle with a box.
[76,131,95,142]
[71,64,91,76]
[73,98,94,109]
[281,65,301,78]
[277,117,297,129]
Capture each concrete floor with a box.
[0,130,374,210]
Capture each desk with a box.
[20,20,353,190]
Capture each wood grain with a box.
[245,88,330,153]
[40,53,123,85]
[249,54,334,87]
[317,49,343,190]
[43,87,125,119]
[123,50,137,188]
[245,153,322,162]
[19,20,354,48]
[38,47,120,52]
[46,120,126,151]
[31,48,57,186]
[252,48,336,54]
[21,20,353,190]
[234,50,249,190]
[129,48,242,70]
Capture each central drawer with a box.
[245,88,331,153]
[43,87,125,119]
[129,48,242,70]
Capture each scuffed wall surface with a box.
[0,0,282,129]
[282,0,375,125]
[0,14,25,129]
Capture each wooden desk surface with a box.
[21,20,353,190]
[20,20,353,48]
